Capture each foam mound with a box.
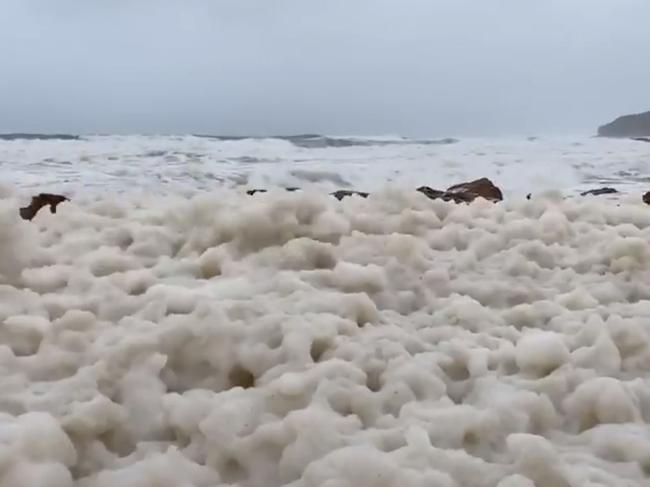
[1,187,650,486]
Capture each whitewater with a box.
[2,134,649,198]
[1,134,650,486]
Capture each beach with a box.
[1,135,650,485]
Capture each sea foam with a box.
[1,187,650,486]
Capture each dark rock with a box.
[598,111,650,138]
[580,187,619,197]
[643,192,650,205]
[416,186,474,203]
[632,137,650,143]
[416,178,503,203]
[19,193,69,221]
[446,177,503,202]
[246,187,370,200]
[246,180,503,204]
[330,190,369,200]
[246,187,300,195]
[416,186,446,200]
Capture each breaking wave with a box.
[0,133,82,141]
[194,134,459,148]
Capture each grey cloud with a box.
[1,0,649,136]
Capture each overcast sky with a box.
[1,0,649,136]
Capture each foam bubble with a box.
[0,187,648,485]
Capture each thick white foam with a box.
[1,187,650,486]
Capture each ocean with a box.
[2,134,649,198]
[1,134,650,486]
